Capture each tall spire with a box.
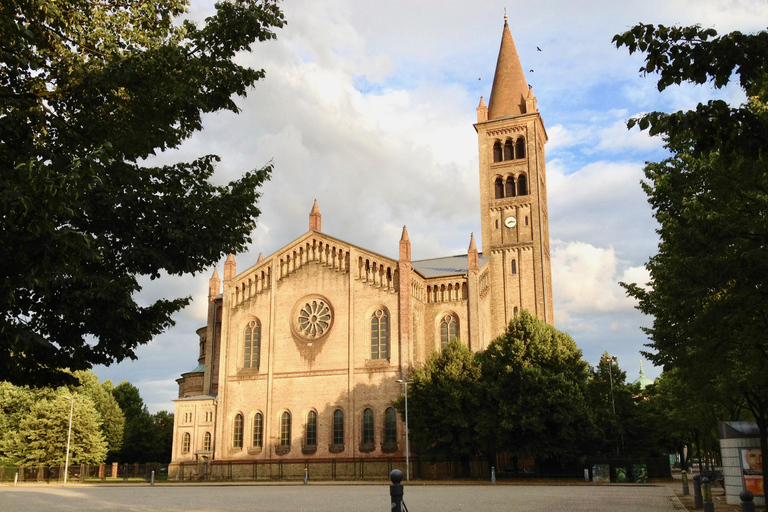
[488,13,530,119]
[467,233,479,270]
[309,199,321,232]
[399,226,411,261]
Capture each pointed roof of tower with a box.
[211,267,220,280]
[467,233,479,270]
[257,252,263,263]
[399,225,411,261]
[309,199,322,232]
[488,13,530,119]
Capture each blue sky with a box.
[94,0,768,412]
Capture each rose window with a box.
[291,295,334,342]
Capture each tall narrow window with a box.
[494,178,504,199]
[362,408,374,445]
[182,433,190,453]
[280,411,291,447]
[505,177,515,197]
[504,140,513,160]
[493,142,502,162]
[333,409,344,445]
[511,259,517,275]
[203,432,211,451]
[243,320,261,369]
[233,414,243,448]
[514,306,519,316]
[305,411,317,447]
[440,314,458,349]
[516,137,526,159]
[518,174,528,196]
[370,309,389,359]
[252,413,263,448]
[385,407,397,444]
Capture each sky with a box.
[93,0,768,412]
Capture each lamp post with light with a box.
[64,395,77,485]
[607,355,618,416]
[396,378,413,481]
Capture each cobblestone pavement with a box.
[0,483,685,512]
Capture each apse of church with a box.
[169,15,553,475]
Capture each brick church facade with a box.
[169,15,554,477]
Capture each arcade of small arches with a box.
[494,173,528,199]
[492,136,526,163]
[226,406,400,454]
[426,282,468,303]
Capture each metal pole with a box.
[608,356,616,416]
[404,381,409,482]
[389,469,403,512]
[64,396,75,485]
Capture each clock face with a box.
[504,216,517,228]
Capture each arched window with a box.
[244,319,261,369]
[494,178,504,199]
[517,174,528,196]
[280,412,291,447]
[233,414,243,448]
[504,140,513,160]
[370,309,389,359]
[493,141,502,162]
[515,137,525,159]
[182,433,190,454]
[362,408,374,445]
[385,407,397,444]
[505,176,515,197]
[440,314,458,349]
[514,307,519,316]
[203,432,211,451]
[305,411,317,447]
[495,219,499,229]
[525,216,529,226]
[333,409,344,445]
[511,259,517,275]
[252,413,263,448]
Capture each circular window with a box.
[291,295,333,342]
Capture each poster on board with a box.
[741,448,764,496]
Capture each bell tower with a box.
[474,13,554,339]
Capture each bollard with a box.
[150,470,155,486]
[390,469,404,512]
[693,474,703,509]
[14,472,18,486]
[682,470,689,495]
[303,467,308,485]
[701,476,714,512]
[740,489,756,512]
[491,466,496,483]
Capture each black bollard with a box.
[681,470,689,495]
[739,490,756,512]
[693,474,703,509]
[390,469,404,512]
[701,476,714,512]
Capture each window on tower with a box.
[504,139,513,160]
[505,176,516,197]
[516,137,526,159]
[493,142,502,162]
[511,259,517,275]
[494,178,504,199]
[370,309,389,359]
[518,174,528,196]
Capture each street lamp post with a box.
[607,355,618,416]
[64,395,76,485]
[396,379,413,482]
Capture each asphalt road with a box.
[0,482,685,512]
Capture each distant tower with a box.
[474,13,554,340]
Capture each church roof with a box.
[632,362,654,390]
[488,14,530,119]
[413,253,489,278]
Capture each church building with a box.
[169,15,554,477]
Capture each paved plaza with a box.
[0,482,684,512]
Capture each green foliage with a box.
[616,23,768,484]
[1,394,107,466]
[0,0,285,386]
[394,339,482,475]
[111,381,173,462]
[70,371,124,457]
[479,311,595,461]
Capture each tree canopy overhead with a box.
[0,0,285,386]
[615,23,768,487]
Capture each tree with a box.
[393,339,482,476]
[70,371,124,458]
[112,381,173,462]
[479,311,595,468]
[615,24,768,487]
[1,394,107,465]
[0,0,286,386]
[586,353,634,456]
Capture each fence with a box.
[0,463,170,483]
